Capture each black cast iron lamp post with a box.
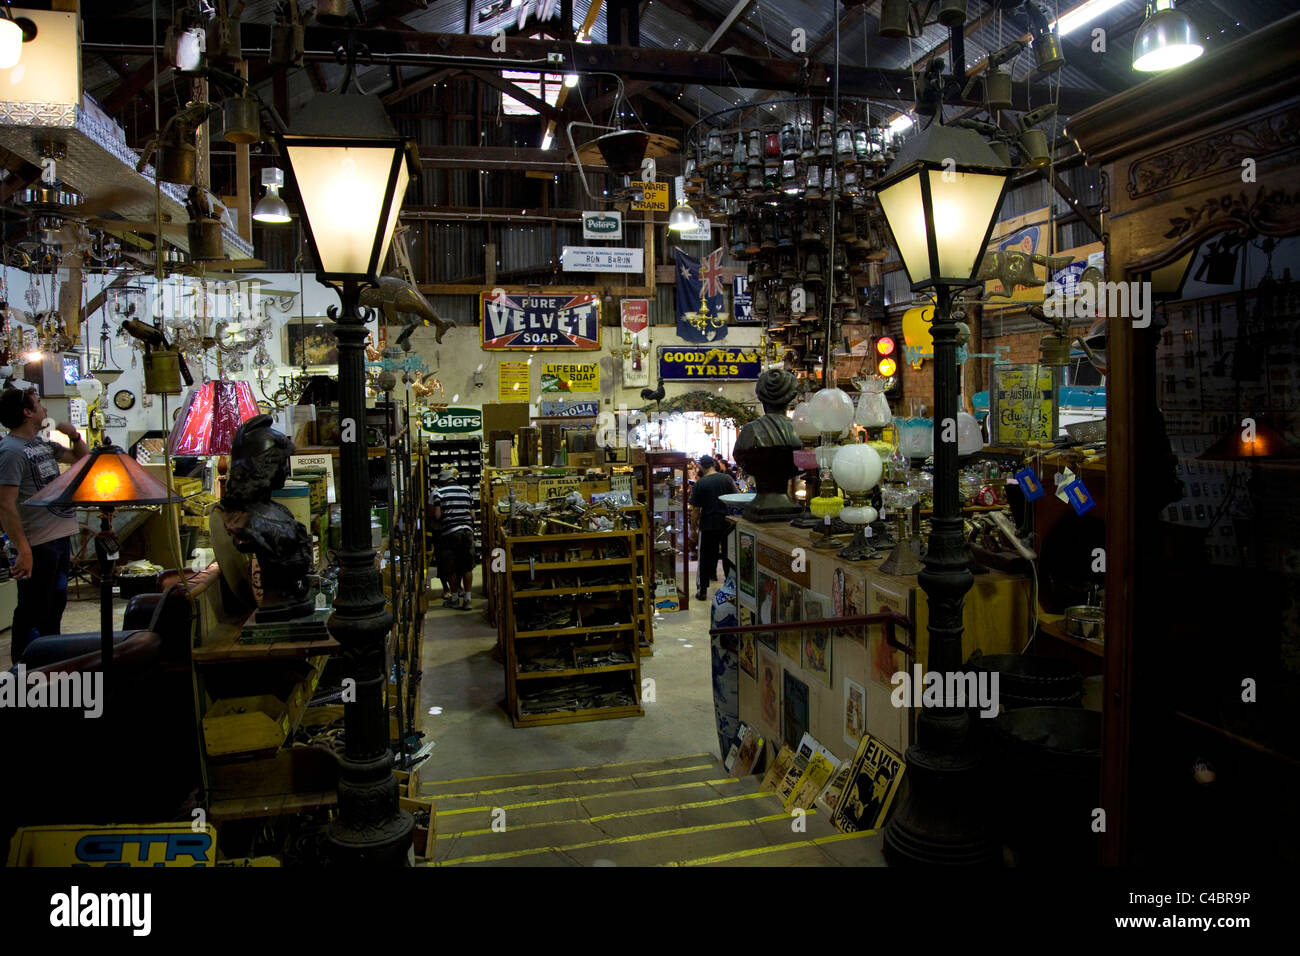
[872,118,1011,865]
[277,85,417,866]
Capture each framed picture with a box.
[989,363,1059,446]
[843,677,866,751]
[755,570,779,649]
[757,647,781,737]
[782,670,809,752]
[283,321,339,366]
[869,582,908,689]
[737,529,756,610]
[778,577,801,662]
[830,734,906,834]
[832,567,867,642]
[801,590,832,686]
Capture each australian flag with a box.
[675,246,728,343]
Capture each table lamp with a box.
[29,441,183,673]
[831,442,882,560]
[806,388,854,534]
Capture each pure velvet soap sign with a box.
[481,292,601,349]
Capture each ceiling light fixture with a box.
[1133,0,1204,72]
[668,200,699,232]
[253,167,291,223]
[1053,0,1125,37]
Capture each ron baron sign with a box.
[658,346,762,381]
[481,293,600,350]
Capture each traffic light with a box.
[875,335,898,378]
[874,335,901,397]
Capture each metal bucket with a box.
[155,141,196,185]
[222,93,260,144]
[188,220,225,261]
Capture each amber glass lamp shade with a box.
[28,443,182,508]
[168,380,260,456]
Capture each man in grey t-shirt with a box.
[0,386,88,661]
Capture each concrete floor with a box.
[415,569,724,779]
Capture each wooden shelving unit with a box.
[497,526,645,728]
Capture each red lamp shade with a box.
[28,443,182,508]
[168,381,260,456]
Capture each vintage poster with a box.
[815,760,855,819]
[480,292,601,349]
[778,578,802,662]
[830,734,907,834]
[498,361,529,402]
[737,529,756,610]
[658,346,762,382]
[757,647,781,736]
[782,669,809,751]
[540,362,600,393]
[801,590,832,686]
[843,676,866,751]
[778,732,837,810]
[619,298,651,388]
[790,750,839,811]
[832,567,867,642]
[760,744,794,793]
[756,570,779,650]
[732,725,764,777]
[869,581,908,689]
[739,632,757,679]
[989,364,1058,446]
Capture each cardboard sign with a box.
[538,476,583,500]
[481,292,600,350]
[541,362,599,393]
[291,452,338,504]
[537,399,600,418]
[630,180,669,211]
[658,346,762,381]
[7,823,217,867]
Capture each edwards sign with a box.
[658,346,762,381]
[481,293,601,350]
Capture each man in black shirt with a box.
[690,455,738,601]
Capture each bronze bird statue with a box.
[359,274,454,347]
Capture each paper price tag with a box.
[1015,467,1046,501]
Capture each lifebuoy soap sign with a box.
[658,346,762,381]
[481,292,600,350]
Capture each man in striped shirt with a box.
[431,467,476,610]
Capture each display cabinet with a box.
[647,451,691,611]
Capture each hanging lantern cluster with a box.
[683,99,901,385]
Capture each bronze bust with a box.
[734,369,804,521]
[214,414,314,621]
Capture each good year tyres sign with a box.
[481,293,601,350]
[658,346,762,381]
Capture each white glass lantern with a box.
[957,411,985,456]
[855,390,892,429]
[808,387,854,436]
[832,443,883,495]
[874,122,1011,291]
[791,401,819,441]
[277,92,416,283]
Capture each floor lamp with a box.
[277,61,417,866]
[872,117,1012,865]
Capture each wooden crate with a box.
[400,795,436,861]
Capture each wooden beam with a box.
[417,145,596,173]
[102,61,166,115]
[703,0,758,54]
[382,67,458,105]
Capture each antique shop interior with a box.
[0,0,1297,870]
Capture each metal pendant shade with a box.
[276,91,416,283]
[167,380,261,456]
[874,121,1011,291]
[595,129,651,174]
[28,443,182,508]
[1133,0,1204,72]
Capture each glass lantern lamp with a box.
[831,443,883,561]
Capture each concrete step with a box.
[420,752,714,796]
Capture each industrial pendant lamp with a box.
[253,167,291,224]
[668,199,699,232]
[1132,0,1204,72]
